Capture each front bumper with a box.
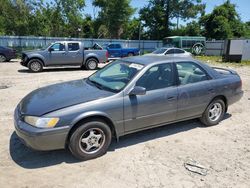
[14,108,70,151]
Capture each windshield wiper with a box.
[87,78,118,93]
[87,79,104,90]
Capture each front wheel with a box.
[69,120,112,160]
[28,59,43,72]
[200,99,225,126]
[85,58,98,70]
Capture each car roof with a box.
[122,55,195,66]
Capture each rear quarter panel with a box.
[84,50,107,64]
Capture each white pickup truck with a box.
[20,41,108,72]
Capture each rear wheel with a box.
[128,52,134,57]
[28,59,43,72]
[0,54,6,62]
[85,58,98,70]
[200,99,225,126]
[69,120,112,160]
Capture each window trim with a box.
[174,61,212,86]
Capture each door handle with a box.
[167,96,176,101]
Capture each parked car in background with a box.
[14,56,243,160]
[145,47,192,57]
[163,36,206,55]
[0,46,16,62]
[103,43,140,58]
[20,41,108,72]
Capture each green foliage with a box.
[93,0,135,38]
[200,0,246,39]
[0,0,248,40]
[244,21,250,38]
[139,0,205,39]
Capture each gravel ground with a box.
[0,60,249,188]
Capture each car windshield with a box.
[152,48,168,54]
[88,60,144,93]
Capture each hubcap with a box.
[208,102,222,122]
[88,60,97,70]
[192,45,204,55]
[0,55,6,62]
[30,61,41,71]
[79,128,105,154]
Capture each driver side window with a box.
[136,63,174,91]
[50,43,65,51]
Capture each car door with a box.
[107,44,121,58]
[123,63,178,132]
[67,42,83,65]
[46,42,67,65]
[176,61,212,120]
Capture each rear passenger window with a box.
[165,49,175,54]
[176,62,208,85]
[68,43,80,51]
[175,49,185,54]
[136,63,175,91]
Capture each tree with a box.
[200,0,246,39]
[244,21,250,38]
[93,0,135,38]
[139,0,205,40]
[121,18,141,40]
[185,21,201,36]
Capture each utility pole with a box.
[139,22,141,53]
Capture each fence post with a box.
[142,40,145,54]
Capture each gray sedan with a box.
[14,56,243,160]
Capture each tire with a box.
[69,120,112,160]
[200,99,226,126]
[192,43,204,55]
[0,54,7,62]
[128,52,134,57]
[85,58,98,70]
[28,59,43,72]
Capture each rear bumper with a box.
[14,108,70,151]
[228,91,244,106]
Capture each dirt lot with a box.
[0,60,249,188]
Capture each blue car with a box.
[104,43,140,58]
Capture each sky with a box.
[84,0,250,23]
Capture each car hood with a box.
[19,79,114,116]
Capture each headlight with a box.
[24,116,59,128]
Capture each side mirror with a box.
[48,47,54,52]
[129,86,146,96]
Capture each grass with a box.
[195,55,250,67]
